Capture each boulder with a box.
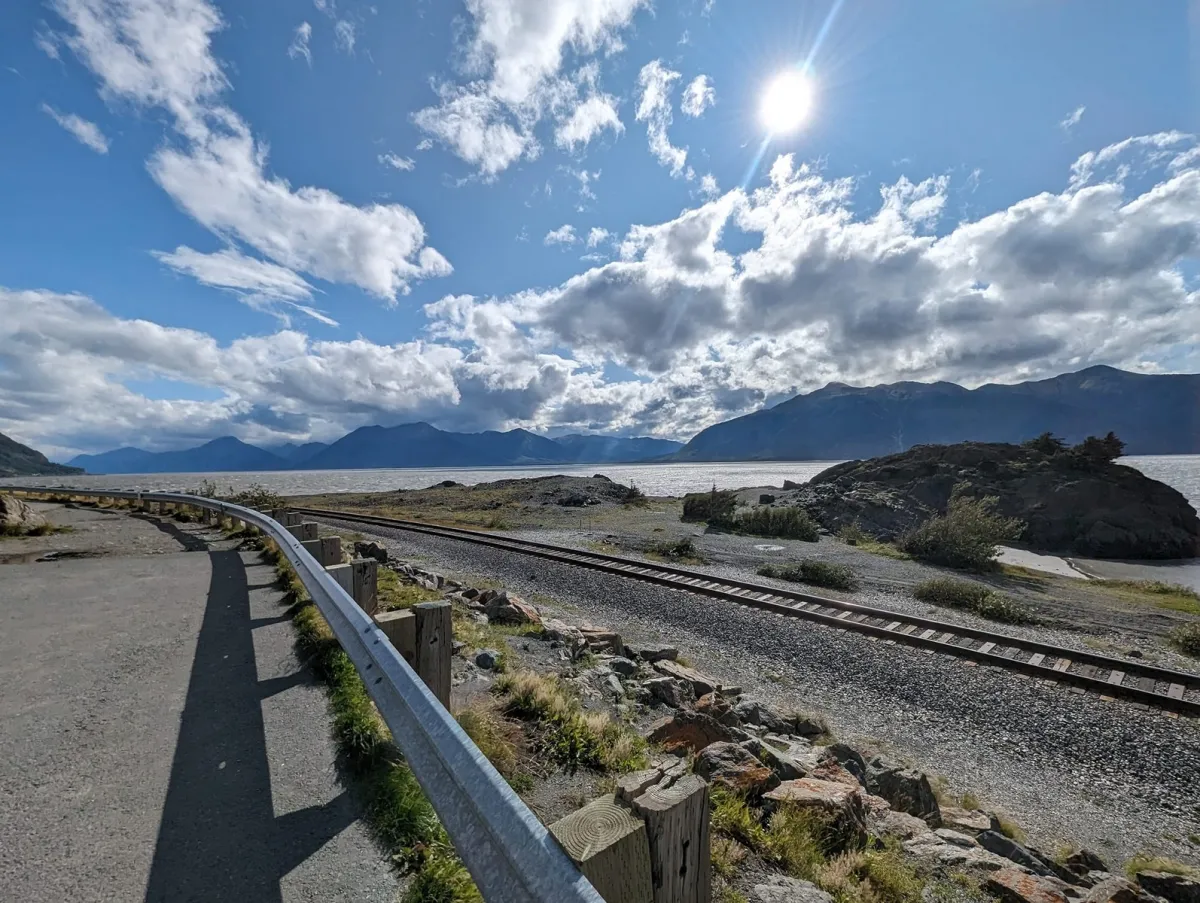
[865,758,940,826]
[733,699,789,734]
[940,805,992,834]
[976,832,1075,882]
[935,828,978,848]
[647,711,735,754]
[608,656,638,676]
[0,494,46,531]
[694,742,780,795]
[604,673,625,700]
[631,644,679,663]
[653,660,719,697]
[987,869,1073,903]
[754,737,817,781]
[752,876,835,903]
[821,743,868,784]
[485,591,542,626]
[643,676,690,708]
[763,779,868,849]
[353,540,388,563]
[695,692,741,726]
[808,760,861,788]
[871,809,935,842]
[1064,850,1110,878]
[1136,872,1200,903]
[474,649,501,670]
[578,625,623,654]
[904,834,1012,871]
[1083,876,1161,903]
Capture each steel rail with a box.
[293,506,1200,717]
[8,487,603,903]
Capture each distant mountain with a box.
[70,437,286,474]
[673,366,1200,461]
[68,427,681,474]
[0,432,83,477]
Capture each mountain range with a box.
[66,426,683,474]
[0,432,84,477]
[673,365,1200,460]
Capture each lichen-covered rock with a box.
[865,757,940,826]
[987,869,1073,903]
[647,710,735,753]
[752,876,835,903]
[484,591,542,626]
[763,779,868,849]
[695,692,741,726]
[643,676,690,708]
[1136,872,1200,903]
[694,742,780,795]
[653,659,719,697]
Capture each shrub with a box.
[1167,623,1200,658]
[914,577,1039,625]
[649,537,703,561]
[622,482,647,505]
[731,507,820,541]
[837,522,869,545]
[898,486,1024,571]
[758,561,858,591]
[682,487,737,522]
[1023,432,1067,456]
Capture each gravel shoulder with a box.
[315,514,1200,869]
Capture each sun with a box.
[759,69,814,134]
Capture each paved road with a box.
[0,505,395,902]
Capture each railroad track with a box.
[294,506,1200,717]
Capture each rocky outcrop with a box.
[694,741,779,795]
[752,876,834,903]
[0,494,47,532]
[865,757,941,826]
[483,591,542,626]
[794,441,1199,559]
[1136,872,1200,903]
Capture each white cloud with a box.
[288,22,312,66]
[698,173,719,199]
[544,224,578,245]
[379,153,416,171]
[51,0,449,302]
[35,29,61,60]
[333,19,355,54]
[586,227,610,247]
[41,103,109,153]
[416,138,434,151]
[1059,104,1085,134]
[636,60,688,177]
[152,246,313,301]
[555,94,622,150]
[680,74,714,118]
[414,0,647,173]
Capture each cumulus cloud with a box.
[636,60,689,177]
[288,22,312,65]
[698,173,719,199]
[1059,104,1085,134]
[379,153,415,171]
[680,74,714,118]
[544,224,578,245]
[414,0,647,173]
[51,0,449,302]
[586,227,610,247]
[41,103,109,153]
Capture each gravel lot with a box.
[318,514,1200,868]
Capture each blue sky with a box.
[1,0,1198,457]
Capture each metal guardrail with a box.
[8,487,603,903]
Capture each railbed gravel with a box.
[317,516,1200,867]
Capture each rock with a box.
[865,758,940,826]
[904,835,1011,871]
[543,618,583,643]
[935,828,978,848]
[940,806,992,834]
[821,743,868,784]
[474,649,500,670]
[485,591,542,626]
[1064,850,1110,877]
[733,699,789,734]
[754,737,816,780]
[752,876,835,903]
[451,640,466,655]
[352,540,388,562]
[604,673,625,700]
[608,656,638,676]
[763,779,869,849]
[1083,876,1160,903]
[976,832,1074,881]
[578,625,623,654]
[643,676,690,708]
[987,869,1073,903]
[0,494,46,531]
[1136,872,1200,903]
[694,742,780,795]
[695,692,741,726]
[653,660,719,697]
[630,643,679,663]
[759,494,777,505]
[791,713,828,738]
[809,760,861,788]
[871,809,935,842]
[647,710,736,754]
[461,587,480,601]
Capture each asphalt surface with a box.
[0,506,394,903]
[318,515,1200,869]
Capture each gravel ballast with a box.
[317,515,1200,867]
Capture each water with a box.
[2,455,1197,507]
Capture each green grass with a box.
[1125,854,1200,880]
[758,561,858,591]
[837,525,911,560]
[456,702,521,781]
[493,670,647,773]
[646,536,706,563]
[265,541,479,902]
[992,814,1026,843]
[913,577,1039,625]
[379,567,443,611]
[725,507,820,541]
[1091,580,1200,616]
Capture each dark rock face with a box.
[864,757,941,826]
[795,441,1199,560]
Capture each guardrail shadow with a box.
[143,531,358,902]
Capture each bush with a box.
[1023,432,1067,456]
[1167,623,1200,658]
[758,561,858,591]
[914,577,1039,625]
[1068,432,1126,469]
[730,507,820,541]
[682,487,737,522]
[622,482,647,505]
[898,486,1024,571]
[649,537,702,561]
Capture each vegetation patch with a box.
[1125,854,1200,880]
[758,561,858,591]
[913,577,1039,625]
[682,488,738,523]
[647,536,705,563]
[378,567,443,611]
[898,487,1024,571]
[1167,622,1200,658]
[493,670,647,773]
[1091,579,1200,616]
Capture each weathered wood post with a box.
[550,795,654,903]
[374,609,416,664]
[326,563,354,597]
[319,536,342,566]
[301,538,323,561]
[286,522,319,542]
[413,601,452,708]
[628,775,711,903]
[351,558,378,614]
[283,511,303,527]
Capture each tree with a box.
[1071,432,1125,467]
[1023,432,1066,456]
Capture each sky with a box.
[2,0,1199,458]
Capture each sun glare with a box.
[759,69,814,134]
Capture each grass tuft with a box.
[913,577,1039,625]
[1125,854,1200,880]
[758,561,858,591]
[378,567,443,611]
[456,702,520,780]
[647,536,705,563]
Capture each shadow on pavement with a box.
[143,538,358,902]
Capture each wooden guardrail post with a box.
[287,522,319,542]
[375,609,416,664]
[351,559,378,614]
[628,775,710,903]
[550,795,653,903]
[326,563,353,597]
[413,601,452,708]
[320,536,342,565]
